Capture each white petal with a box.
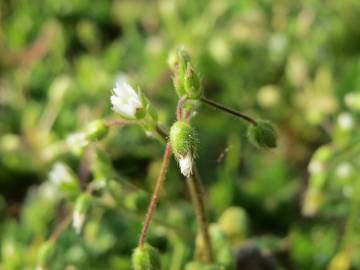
[179,154,193,177]
[110,76,143,120]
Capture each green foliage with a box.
[0,0,360,269]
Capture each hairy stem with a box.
[138,143,172,247]
[200,96,257,125]
[186,167,214,263]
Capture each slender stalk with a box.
[186,166,214,263]
[177,96,188,121]
[48,213,72,244]
[105,119,138,127]
[200,96,257,125]
[138,143,172,247]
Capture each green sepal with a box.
[169,121,197,159]
[132,243,162,270]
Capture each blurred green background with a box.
[1,0,360,269]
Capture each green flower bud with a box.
[218,207,249,245]
[171,48,192,97]
[170,121,197,158]
[85,120,109,141]
[184,63,202,99]
[173,73,186,97]
[248,120,277,148]
[132,244,162,270]
[73,193,92,233]
[36,242,54,269]
[170,121,197,177]
[177,48,191,77]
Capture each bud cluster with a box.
[170,49,202,99]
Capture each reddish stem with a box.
[138,143,172,247]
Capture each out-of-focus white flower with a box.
[72,211,85,234]
[337,112,353,130]
[179,153,193,177]
[336,162,353,178]
[308,160,324,174]
[66,132,89,155]
[49,162,73,185]
[110,76,144,119]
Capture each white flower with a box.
[336,162,353,178]
[308,160,324,174]
[337,112,353,130]
[110,76,143,119]
[72,211,85,234]
[49,162,73,186]
[179,153,193,177]
[66,132,89,155]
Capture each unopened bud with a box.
[132,244,162,270]
[218,207,249,245]
[170,48,192,97]
[170,121,197,177]
[184,63,202,99]
[85,120,109,141]
[248,120,277,148]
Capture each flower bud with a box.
[184,63,202,99]
[48,162,80,194]
[85,120,109,141]
[169,121,197,177]
[73,193,92,233]
[173,73,186,97]
[176,48,191,77]
[218,207,249,245]
[171,48,192,97]
[248,120,277,148]
[36,242,54,270]
[132,244,162,270]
